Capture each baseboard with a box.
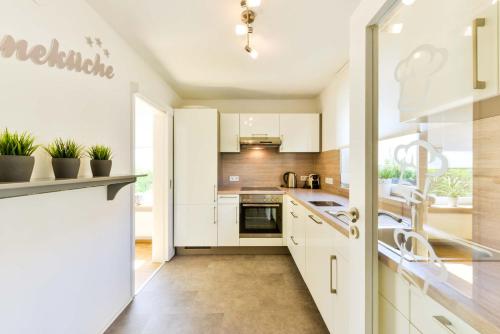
[175,246,290,255]
[100,296,133,334]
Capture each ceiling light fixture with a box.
[236,0,259,59]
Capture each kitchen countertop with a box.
[218,186,350,237]
[219,186,500,332]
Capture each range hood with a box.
[240,136,282,147]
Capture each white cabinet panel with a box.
[174,108,218,205]
[217,195,239,246]
[240,114,280,137]
[410,286,480,334]
[220,113,240,152]
[239,238,283,246]
[288,205,306,277]
[379,262,410,319]
[379,294,410,334]
[279,114,320,152]
[174,204,217,246]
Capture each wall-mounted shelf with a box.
[0,175,143,201]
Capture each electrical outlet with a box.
[300,176,308,181]
[325,177,334,185]
[229,176,240,182]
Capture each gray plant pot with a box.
[52,158,80,179]
[0,155,35,182]
[90,160,112,177]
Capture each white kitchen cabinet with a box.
[379,262,410,319]
[379,294,410,334]
[279,114,320,152]
[217,195,239,246]
[240,113,280,137]
[174,204,217,246]
[288,203,306,277]
[219,113,240,152]
[174,108,218,246]
[410,285,480,334]
[305,211,350,334]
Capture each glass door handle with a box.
[333,208,359,223]
[473,17,486,89]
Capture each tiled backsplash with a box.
[220,147,349,197]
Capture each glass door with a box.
[376,0,500,331]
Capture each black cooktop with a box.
[241,187,281,191]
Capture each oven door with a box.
[240,203,282,237]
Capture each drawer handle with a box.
[219,196,238,199]
[290,200,298,206]
[433,316,456,333]
[308,215,322,224]
[290,212,298,218]
[290,236,299,245]
[330,255,337,294]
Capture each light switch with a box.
[229,176,239,182]
[325,177,334,185]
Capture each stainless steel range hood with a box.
[240,137,282,147]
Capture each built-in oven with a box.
[240,194,283,238]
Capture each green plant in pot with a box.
[431,173,471,207]
[0,129,39,182]
[87,145,112,177]
[44,138,84,179]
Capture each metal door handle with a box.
[242,204,280,208]
[290,236,299,245]
[473,17,486,89]
[290,200,298,206]
[213,206,216,224]
[290,211,298,218]
[334,208,359,223]
[308,215,322,224]
[213,185,217,203]
[330,255,337,294]
[433,316,456,333]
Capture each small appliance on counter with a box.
[304,174,320,189]
[282,171,297,188]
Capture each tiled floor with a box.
[135,242,162,292]
[107,255,329,334]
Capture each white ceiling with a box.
[86,0,360,99]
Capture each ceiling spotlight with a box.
[245,45,258,59]
[241,0,261,8]
[402,0,416,5]
[235,24,248,36]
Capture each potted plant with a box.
[378,163,399,198]
[431,174,470,207]
[44,138,84,179]
[87,145,112,177]
[0,129,39,182]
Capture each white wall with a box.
[182,98,320,114]
[0,0,180,333]
[320,64,350,150]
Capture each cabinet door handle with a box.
[290,200,298,206]
[236,134,240,151]
[235,207,239,225]
[473,17,486,89]
[330,255,337,294]
[290,236,299,245]
[213,185,217,203]
[219,196,238,199]
[433,316,456,333]
[213,206,216,224]
[308,215,322,224]
[290,211,298,218]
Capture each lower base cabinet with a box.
[379,294,410,334]
[174,204,217,246]
[288,204,306,276]
[217,195,239,246]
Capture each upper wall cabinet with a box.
[279,114,320,152]
[240,114,280,137]
[220,113,240,153]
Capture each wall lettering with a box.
[0,34,115,79]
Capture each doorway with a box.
[133,95,174,293]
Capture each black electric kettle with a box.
[283,172,297,188]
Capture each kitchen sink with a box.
[308,201,342,207]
